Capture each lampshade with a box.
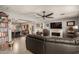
[73,26,78,29]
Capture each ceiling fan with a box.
[36,11,54,20]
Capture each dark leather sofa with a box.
[26,35,46,54]
[26,34,79,54]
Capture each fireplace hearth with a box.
[52,32,60,36]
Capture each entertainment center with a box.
[50,22,63,38]
[50,22,62,29]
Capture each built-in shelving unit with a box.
[0,12,9,45]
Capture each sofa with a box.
[26,35,45,54]
[26,34,79,54]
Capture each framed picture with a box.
[67,21,75,26]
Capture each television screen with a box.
[50,22,62,29]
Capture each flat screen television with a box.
[50,22,62,29]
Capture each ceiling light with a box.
[73,26,78,29]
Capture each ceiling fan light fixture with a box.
[43,11,45,13]
[36,11,53,20]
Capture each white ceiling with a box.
[0,5,79,21]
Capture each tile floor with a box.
[0,36,32,54]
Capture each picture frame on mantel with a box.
[67,21,75,26]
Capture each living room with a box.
[0,5,79,54]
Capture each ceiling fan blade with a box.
[45,13,53,17]
[36,13,42,17]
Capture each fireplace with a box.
[51,32,60,36]
[50,29,63,38]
